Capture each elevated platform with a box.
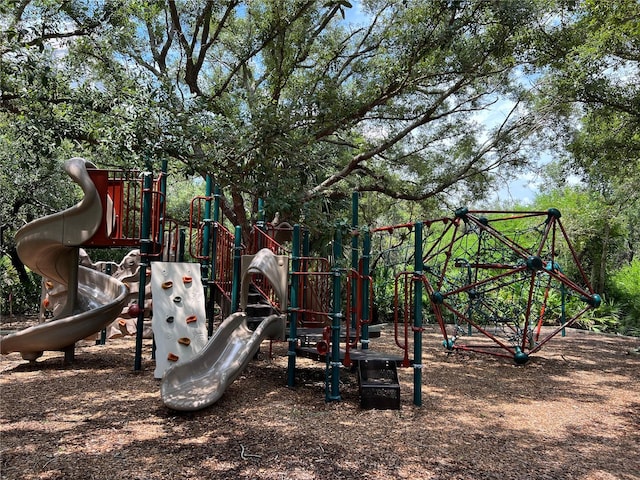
[293,323,410,365]
[295,345,410,365]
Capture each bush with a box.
[0,256,41,316]
[608,260,640,336]
[574,295,622,334]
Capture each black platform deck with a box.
[295,345,411,366]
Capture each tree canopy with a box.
[2,0,558,239]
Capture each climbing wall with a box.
[150,262,208,379]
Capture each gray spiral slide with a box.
[0,158,128,361]
[161,249,288,411]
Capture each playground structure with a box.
[1,158,168,362]
[368,208,601,365]
[1,158,602,410]
[41,249,154,340]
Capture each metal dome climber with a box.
[421,208,600,364]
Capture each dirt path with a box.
[1,325,639,480]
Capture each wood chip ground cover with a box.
[1,320,639,480]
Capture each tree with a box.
[528,0,640,291]
[1,0,557,244]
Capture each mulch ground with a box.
[1,318,639,480]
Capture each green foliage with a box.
[608,260,640,336]
[0,256,40,316]
[574,295,622,334]
[0,117,82,256]
[164,176,208,226]
[1,0,559,242]
[532,180,628,293]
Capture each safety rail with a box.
[160,218,181,262]
[291,256,332,328]
[250,224,290,256]
[302,258,331,327]
[147,173,168,258]
[393,271,415,367]
[244,268,287,312]
[343,269,374,366]
[84,168,165,253]
[188,195,213,260]
[212,222,238,304]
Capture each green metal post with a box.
[208,185,221,336]
[329,228,342,402]
[178,228,186,262]
[287,224,301,387]
[351,192,358,331]
[302,228,310,325]
[157,159,168,251]
[230,225,242,313]
[257,198,265,251]
[202,177,212,284]
[134,172,153,371]
[202,177,213,335]
[203,176,213,257]
[361,230,371,350]
[412,221,423,406]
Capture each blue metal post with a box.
[287,224,301,387]
[413,221,423,406]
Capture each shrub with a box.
[0,256,40,316]
[608,260,640,336]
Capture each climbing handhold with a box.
[162,281,173,289]
[167,353,179,362]
[166,316,174,323]
[178,337,191,346]
[182,275,193,284]
[186,315,197,324]
[128,303,141,317]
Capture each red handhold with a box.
[316,340,329,355]
[128,303,141,317]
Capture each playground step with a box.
[247,288,264,304]
[357,359,400,410]
[245,302,274,319]
[246,315,266,331]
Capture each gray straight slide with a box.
[0,158,128,361]
[161,249,288,411]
